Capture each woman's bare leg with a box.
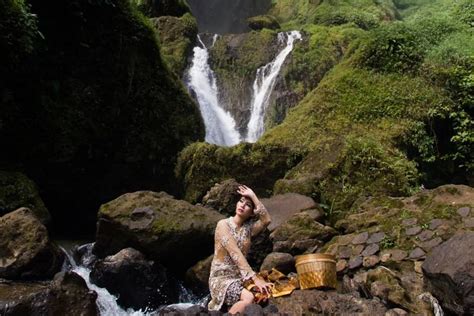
[228,288,254,315]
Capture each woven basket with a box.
[295,253,337,290]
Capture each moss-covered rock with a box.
[175,142,302,203]
[93,191,224,273]
[0,171,50,225]
[151,12,198,75]
[131,0,191,18]
[0,0,204,236]
[247,15,280,31]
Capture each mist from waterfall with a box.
[246,31,302,142]
[186,35,241,147]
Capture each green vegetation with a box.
[247,15,281,31]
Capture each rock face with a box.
[187,0,271,33]
[271,289,387,315]
[422,231,474,315]
[202,179,241,216]
[261,193,320,231]
[185,255,213,290]
[260,252,295,274]
[0,271,98,316]
[90,248,177,310]
[93,191,224,272]
[0,208,63,280]
[0,171,50,224]
[0,0,205,237]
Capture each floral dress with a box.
[208,204,269,311]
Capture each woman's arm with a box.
[237,185,271,237]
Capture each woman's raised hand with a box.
[237,185,256,199]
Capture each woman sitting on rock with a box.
[208,185,273,314]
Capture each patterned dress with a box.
[208,204,269,311]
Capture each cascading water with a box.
[60,244,207,316]
[246,31,302,142]
[186,35,241,146]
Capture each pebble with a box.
[464,218,474,228]
[405,226,422,236]
[361,243,380,256]
[336,259,347,273]
[363,255,380,268]
[420,237,443,251]
[457,206,471,217]
[367,232,385,244]
[335,234,353,246]
[338,246,352,259]
[348,256,363,269]
[402,218,417,226]
[408,247,426,259]
[352,232,369,245]
[416,230,434,242]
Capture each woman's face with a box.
[235,196,254,219]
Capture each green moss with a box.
[247,15,281,31]
[175,141,302,203]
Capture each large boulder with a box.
[185,255,213,290]
[270,210,337,254]
[202,178,241,216]
[0,171,50,225]
[271,289,387,315]
[90,248,177,310]
[93,191,224,272]
[422,231,474,315]
[260,193,320,231]
[0,271,98,316]
[0,208,63,280]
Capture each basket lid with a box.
[295,253,335,264]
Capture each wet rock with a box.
[405,226,421,236]
[363,256,380,268]
[0,208,64,280]
[352,232,369,245]
[93,191,224,272]
[72,243,97,269]
[186,255,213,290]
[348,256,363,270]
[401,218,417,226]
[457,206,470,217]
[408,248,425,260]
[260,252,295,274]
[0,271,98,315]
[261,193,319,231]
[422,231,474,315]
[201,179,241,216]
[416,230,434,242]
[90,248,178,310]
[270,289,387,315]
[419,237,443,251]
[362,244,379,257]
[272,241,292,253]
[367,232,385,244]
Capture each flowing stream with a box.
[60,243,207,316]
[246,31,302,142]
[186,35,241,146]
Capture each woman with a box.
[208,184,273,314]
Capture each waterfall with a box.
[60,244,207,316]
[246,31,302,142]
[186,35,241,146]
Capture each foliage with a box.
[247,15,281,31]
